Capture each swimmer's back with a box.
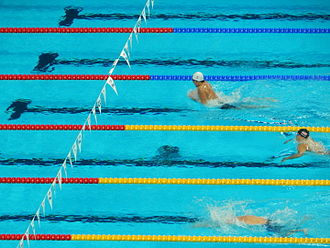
[197,82,218,103]
[237,215,268,225]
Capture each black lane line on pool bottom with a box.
[0,214,198,224]
[0,158,325,168]
[5,100,194,120]
[32,53,330,73]
[58,6,330,26]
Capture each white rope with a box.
[16,1,154,247]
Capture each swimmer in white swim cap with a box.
[188,72,237,109]
[189,72,218,104]
[188,72,278,109]
[192,72,205,82]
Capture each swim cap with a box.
[297,129,309,138]
[192,72,204,82]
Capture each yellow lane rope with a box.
[98,178,329,186]
[71,234,329,244]
[125,125,330,133]
[124,125,330,132]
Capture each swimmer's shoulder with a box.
[297,143,308,153]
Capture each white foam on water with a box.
[194,199,310,236]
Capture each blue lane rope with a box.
[173,28,330,33]
[150,75,330,81]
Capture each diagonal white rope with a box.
[17,1,155,247]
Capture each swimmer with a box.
[188,72,274,109]
[188,72,237,109]
[195,214,307,236]
[188,72,220,105]
[237,215,308,236]
[281,129,329,162]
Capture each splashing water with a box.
[299,138,328,154]
[208,85,276,108]
[196,200,307,236]
[207,205,242,233]
[215,87,242,104]
[269,207,300,227]
[195,200,251,233]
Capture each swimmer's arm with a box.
[188,90,200,102]
[281,144,307,162]
[283,138,294,144]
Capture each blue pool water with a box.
[0,0,329,247]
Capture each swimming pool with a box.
[0,0,329,247]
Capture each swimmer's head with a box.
[192,72,204,83]
[297,129,310,139]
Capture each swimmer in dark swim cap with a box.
[281,129,329,162]
[297,128,310,138]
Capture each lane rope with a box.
[0,125,329,133]
[0,234,328,243]
[1,177,328,186]
[0,74,329,81]
[0,27,329,33]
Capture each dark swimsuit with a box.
[264,220,284,234]
[220,104,237,109]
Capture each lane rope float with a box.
[0,74,329,81]
[0,27,329,33]
[0,177,328,186]
[0,234,328,244]
[0,124,329,133]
